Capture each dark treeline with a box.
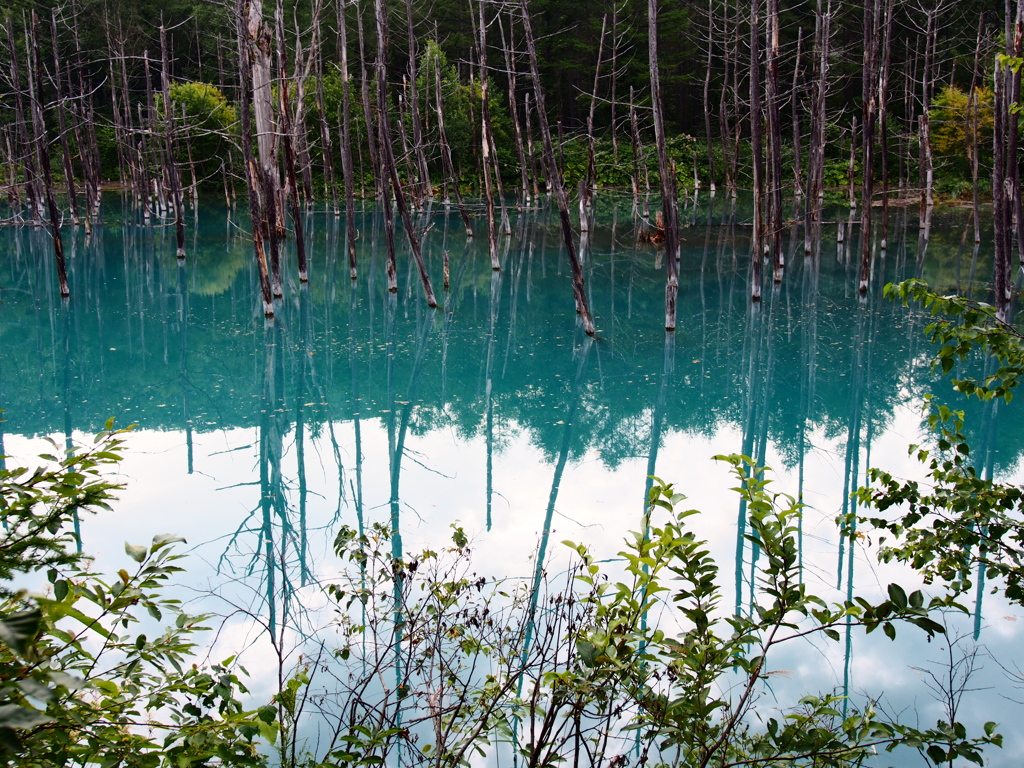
[0,0,1021,319]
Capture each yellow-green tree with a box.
[929,84,994,177]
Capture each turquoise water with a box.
[1,194,1022,762]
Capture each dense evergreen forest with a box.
[0,0,1021,324]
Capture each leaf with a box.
[125,542,148,563]
[0,704,52,730]
[887,583,908,610]
[151,533,186,549]
[0,609,41,656]
[17,678,54,702]
[926,744,947,764]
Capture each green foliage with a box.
[929,85,994,181]
[167,81,237,186]
[0,423,270,766]
[857,280,1024,605]
[304,458,995,768]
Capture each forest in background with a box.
[0,0,1022,326]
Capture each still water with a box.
[1,194,1023,762]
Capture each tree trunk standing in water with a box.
[609,2,621,165]
[766,0,784,282]
[993,55,1010,322]
[791,29,803,199]
[338,0,359,279]
[159,24,187,259]
[71,15,102,222]
[356,2,379,196]
[648,0,679,328]
[629,87,642,212]
[497,14,530,206]
[878,0,893,250]
[274,0,308,283]
[50,12,79,226]
[749,0,764,299]
[374,0,438,307]
[1008,0,1024,274]
[403,0,430,198]
[7,17,42,225]
[847,116,856,210]
[518,0,594,335]
[246,0,283,295]
[27,12,69,297]
[144,51,159,215]
[475,0,500,269]
[859,0,882,294]
[969,17,983,246]
[236,0,275,317]
[919,8,936,221]
[703,0,715,195]
[316,10,336,213]
[433,52,473,235]
[585,14,607,208]
[805,0,830,252]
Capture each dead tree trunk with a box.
[375,0,438,307]
[649,0,679,327]
[433,50,473,235]
[704,0,716,194]
[246,0,283,295]
[878,0,893,250]
[275,0,308,282]
[585,14,607,207]
[766,0,784,282]
[859,0,882,293]
[403,0,431,197]
[519,0,594,334]
[805,0,831,252]
[160,23,187,259]
[7,16,41,225]
[475,0,500,268]
[28,11,68,296]
[236,0,275,317]
[749,0,764,299]
[919,8,936,219]
[791,28,802,198]
[497,13,530,206]
[356,1,380,197]
[338,0,359,278]
[50,11,79,226]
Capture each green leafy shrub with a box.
[0,422,270,766]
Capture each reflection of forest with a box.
[0,196,1017,475]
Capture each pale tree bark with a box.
[375,0,438,306]
[649,0,679,328]
[246,0,282,295]
[338,0,359,278]
[236,0,274,317]
[859,0,882,293]
[519,0,594,334]
[50,11,79,226]
[433,50,473,235]
[403,0,431,197]
[766,0,784,282]
[274,0,308,282]
[585,14,607,208]
[28,11,69,296]
[160,22,187,259]
[749,0,764,299]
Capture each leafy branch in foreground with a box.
[0,423,272,767]
[297,456,995,768]
[566,457,992,768]
[857,280,1024,605]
